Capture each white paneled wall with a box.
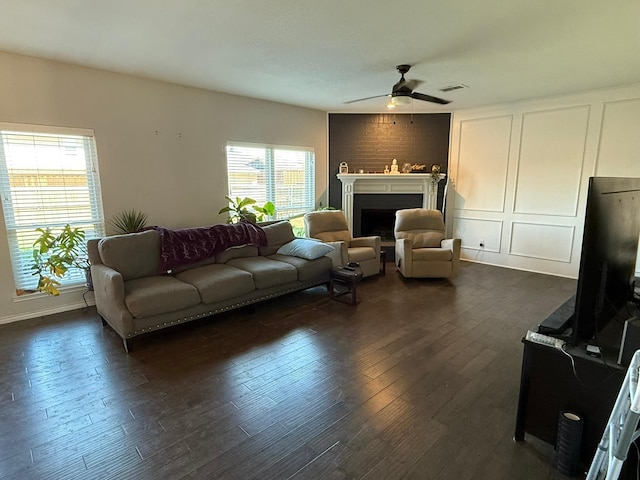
[513,106,589,217]
[597,98,640,176]
[455,115,512,213]
[509,222,575,263]
[449,84,640,278]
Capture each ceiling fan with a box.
[345,64,450,106]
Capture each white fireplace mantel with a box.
[337,173,445,233]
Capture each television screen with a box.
[571,177,640,346]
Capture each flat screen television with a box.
[570,176,640,346]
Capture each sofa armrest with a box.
[395,238,413,277]
[441,238,462,276]
[350,236,381,251]
[324,240,348,267]
[91,264,134,337]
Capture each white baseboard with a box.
[0,298,96,325]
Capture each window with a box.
[225,142,315,220]
[0,124,105,293]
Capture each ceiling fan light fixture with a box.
[391,95,411,106]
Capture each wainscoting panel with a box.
[454,216,503,253]
[509,221,575,263]
[596,98,640,176]
[513,106,590,217]
[596,98,640,275]
[455,115,512,213]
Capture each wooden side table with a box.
[329,266,363,305]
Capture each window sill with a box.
[12,283,91,303]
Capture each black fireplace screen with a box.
[361,209,397,240]
[353,194,424,240]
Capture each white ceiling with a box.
[1,0,639,113]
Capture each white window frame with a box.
[0,123,105,294]
[224,142,315,221]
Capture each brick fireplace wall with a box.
[328,113,451,209]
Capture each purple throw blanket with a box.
[154,222,267,273]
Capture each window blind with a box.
[225,143,315,220]
[0,125,105,293]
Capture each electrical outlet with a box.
[479,240,485,248]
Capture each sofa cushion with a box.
[313,230,351,244]
[396,231,445,249]
[175,264,255,304]
[170,254,218,274]
[268,254,332,282]
[226,256,297,289]
[124,275,200,318]
[216,245,258,264]
[276,238,334,260]
[99,230,160,281]
[258,221,295,256]
[412,247,452,261]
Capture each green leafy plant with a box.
[31,225,87,296]
[110,209,149,234]
[219,196,275,224]
[253,201,275,221]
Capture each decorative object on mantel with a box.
[339,162,349,174]
[390,159,399,174]
[430,164,442,187]
[384,165,390,174]
[402,163,412,174]
[410,164,427,173]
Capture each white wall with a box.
[449,84,640,278]
[0,51,328,324]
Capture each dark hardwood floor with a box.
[0,261,589,479]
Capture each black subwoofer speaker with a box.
[556,411,584,476]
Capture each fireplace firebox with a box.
[353,194,423,240]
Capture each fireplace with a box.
[354,194,423,240]
[361,209,396,240]
[336,173,443,234]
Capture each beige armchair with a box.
[394,208,461,278]
[304,210,381,277]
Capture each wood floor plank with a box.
[0,262,586,479]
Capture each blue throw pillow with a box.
[276,238,334,260]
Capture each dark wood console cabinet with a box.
[515,338,628,473]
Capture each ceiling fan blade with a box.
[411,91,451,105]
[404,79,423,91]
[344,94,390,104]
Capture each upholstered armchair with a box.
[304,210,381,277]
[394,208,461,278]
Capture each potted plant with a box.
[219,196,275,224]
[110,209,149,234]
[253,201,276,221]
[31,224,88,296]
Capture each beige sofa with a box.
[88,221,333,352]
